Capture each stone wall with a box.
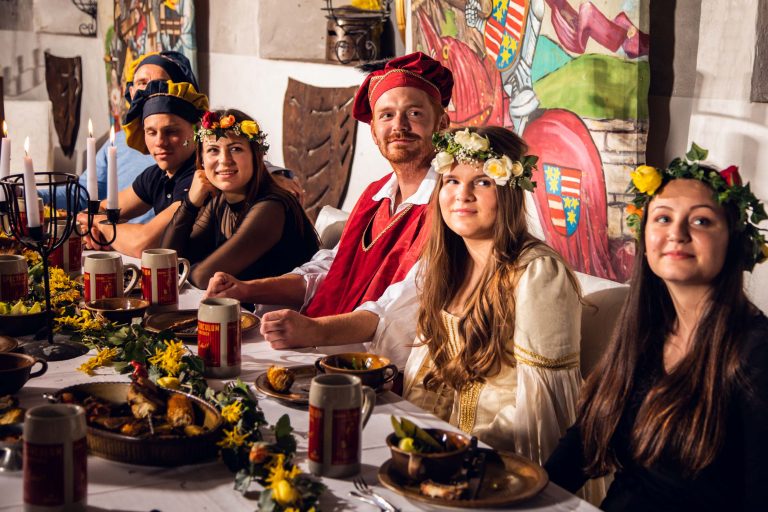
[582,118,648,240]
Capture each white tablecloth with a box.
[0,262,598,512]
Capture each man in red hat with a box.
[206,52,452,365]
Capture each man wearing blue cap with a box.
[80,78,207,257]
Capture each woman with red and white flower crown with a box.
[546,144,768,511]
[160,109,319,289]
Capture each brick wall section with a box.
[582,118,649,239]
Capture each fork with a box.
[353,476,401,512]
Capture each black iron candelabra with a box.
[0,171,119,361]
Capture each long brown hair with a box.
[196,109,315,239]
[578,178,757,477]
[418,126,544,391]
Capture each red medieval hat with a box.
[352,52,454,124]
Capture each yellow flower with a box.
[221,400,244,424]
[217,427,249,449]
[240,120,260,138]
[23,249,41,266]
[630,165,663,195]
[148,339,186,376]
[483,157,512,186]
[271,480,300,506]
[77,347,119,375]
[431,151,454,174]
[219,115,235,129]
[266,453,302,484]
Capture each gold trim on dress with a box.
[360,203,414,252]
[513,345,579,369]
[441,310,484,433]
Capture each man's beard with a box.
[379,134,433,165]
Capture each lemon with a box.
[398,437,417,453]
[157,377,181,389]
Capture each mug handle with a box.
[360,385,375,428]
[178,258,191,289]
[407,452,424,480]
[123,264,140,295]
[29,358,48,378]
[382,364,398,384]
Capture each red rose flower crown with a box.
[627,142,768,270]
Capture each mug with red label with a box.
[308,374,375,478]
[17,197,45,236]
[140,249,190,312]
[23,404,87,511]
[48,220,83,277]
[197,298,241,378]
[0,255,29,302]
[82,253,139,302]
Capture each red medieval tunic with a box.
[304,173,431,317]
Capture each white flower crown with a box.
[431,129,536,190]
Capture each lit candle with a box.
[86,118,97,201]
[22,137,41,229]
[0,121,9,201]
[106,126,118,210]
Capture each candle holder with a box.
[0,171,120,361]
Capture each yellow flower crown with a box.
[431,129,536,191]
[194,111,269,152]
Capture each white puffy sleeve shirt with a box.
[403,248,582,466]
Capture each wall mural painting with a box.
[413,0,650,282]
[104,0,197,127]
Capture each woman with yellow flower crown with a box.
[161,109,319,288]
[545,144,768,511]
[401,126,606,499]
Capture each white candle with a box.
[86,118,97,201]
[106,126,118,210]
[22,137,41,229]
[0,122,9,202]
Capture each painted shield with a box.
[484,0,529,71]
[543,164,582,236]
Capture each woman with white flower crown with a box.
[402,126,591,478]
[161,109,319,289]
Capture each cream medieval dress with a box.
[403,245,582,464]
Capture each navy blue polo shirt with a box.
[132,155,196,214]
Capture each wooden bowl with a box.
[56,382,222,466]
[386,429,472,483]
[84,298,150,324]
[0,310,50,336]
[315,352,398,389]
[0,352,48,395]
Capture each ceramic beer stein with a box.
[197,298,241,378]
[0,255,29,302]
[140,249,190,312]
[308,374,375,478]
[82,253,139,302]
[23,404,87,511]
[48,220,82,277]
